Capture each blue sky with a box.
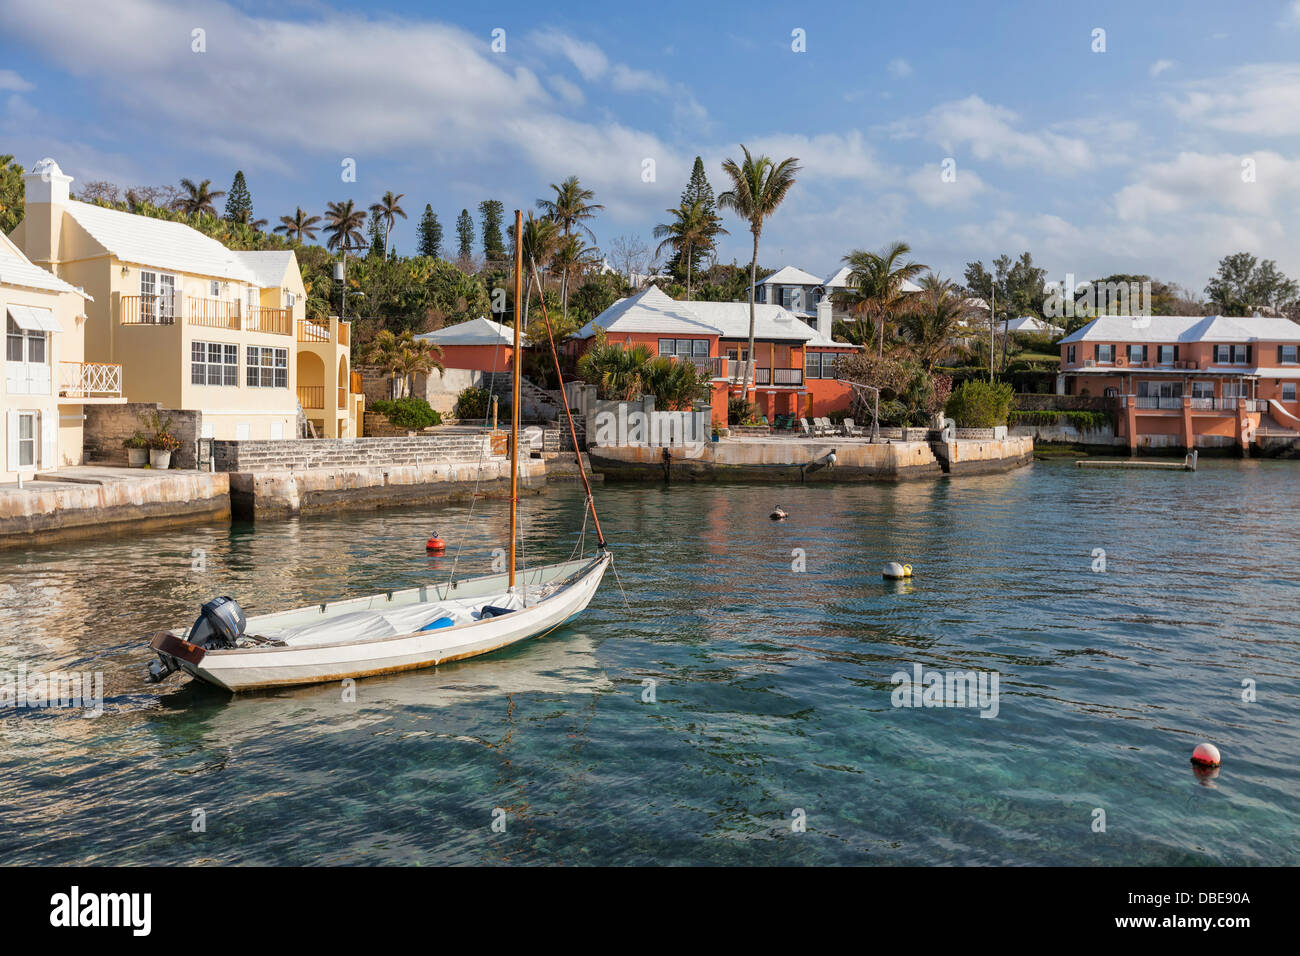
[3,0,1300,294]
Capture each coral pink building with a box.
[573,285,858,425]
[1058,314,1300,451]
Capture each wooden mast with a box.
[509,209,522,590]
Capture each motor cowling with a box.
[188,596,247,649]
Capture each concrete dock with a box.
[0,467,230,548]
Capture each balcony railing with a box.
[297,319,331,343]
[187,297,240,329]
[58,362,122,398]
[297,385,325,409]
[247,307,292,336]
[120,294,176,325]
[773,367,803,386]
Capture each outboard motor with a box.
[188,596,247,649]
[147,597,246,683]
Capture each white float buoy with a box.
[1191,742,1221,768]
[770,507,787,521]
[883,562,913,579]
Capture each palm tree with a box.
[576,330,654,401]
[898,274,973,371]
[653,200,727,300]
[718,145,801,397]
[175,178,225,217]
[550,234,598,322]
[324,199,366,253]
[275,207,321,242]
[537,176,603,242]
[360,330,443,399]
[369,191,407,259]
[516,212,559,324]
[642,355,712,409]
[838,241,928,359]
[231,208,267,231]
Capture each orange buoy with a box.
[426,535,446,553]
[1191,742,1221,768]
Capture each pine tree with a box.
[416,204,443,258]
[223,170,253,222]
[367,215,386,257]
[668,157,717,282]
[456,209,474,260]
[479,199,505,262]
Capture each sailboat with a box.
[144,210,611,693]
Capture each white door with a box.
[7,410,37,473]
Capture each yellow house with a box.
[232,251,364,438]
[11,158,299,442]
[1,231,124,483]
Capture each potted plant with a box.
[140,412,181,469]
[123,433,150,468]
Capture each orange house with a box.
[573,285,857,425]
[416,316,519,373]
[1058,314,1300,451]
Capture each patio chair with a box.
[842,418,860,437]
[815,417,833,436]
[799,418,813,437]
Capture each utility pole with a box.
[989,286,996,383]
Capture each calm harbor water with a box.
[1,459,1297,865]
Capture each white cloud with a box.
[548,74,585,106]
[0,69,33,92]
[1169,64,1300,136]
[1284,1,1300,27]
[887,58,913,78]
[1149,59,1175,77]
[907,162,989,208]
[1113,151,1300,221]
[898,95,1093,173]
[531,29,609,81]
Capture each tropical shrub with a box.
[944,380,1015,428]
[454,386,507,421]
[728,395,760,425]
[372,397,441,430]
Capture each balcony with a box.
[187,297,240,330]
[120,294,175,325]
[753,367,804,386]
[296,317,351,346]
[297,385,325,410]
[246,307,292,336]
[58,362,122,399]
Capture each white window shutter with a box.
[40,409,58,469]
[6,410,18,471]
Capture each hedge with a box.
[944,380,1015,428]
[371,397,441,430]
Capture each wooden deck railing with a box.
[120,294,176,325]
[248,307,292,336]
[296,319,331,342]
[297,385,325,409]
[186,297,240,329]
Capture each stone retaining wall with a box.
[212,433,500,472]
[84,403,204,469]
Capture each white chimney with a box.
[25,158,73,205]
[816,298,832,340]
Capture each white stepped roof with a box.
[754,265,824,287]
[577,284,851,347]
[821,266,922,294]
[1060,314,1300,344]
[1002,315,1062,334]
[0,233,89,298]
[62,200,258,283]
[230,250,296,288]
[416,315,525,346]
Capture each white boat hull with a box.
[159,554,610,693]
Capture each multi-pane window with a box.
[1096,344,1114,363]
[1214,344,1250,364]
[1128,345,1144,363]
[1284,383,1297,403]
[1280,345,1298,364]
[192,341,239,385]
[1191,381,1214,399]
[1158,345,1176,365]
[1067,345,1076,365]
[247,346,288,388]
[656,339,709,359]
[17,412,36,468]
[805,352,836,379]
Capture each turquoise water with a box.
[0,459,1297,865]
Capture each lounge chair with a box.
[815,417,833,436]
[842,418,861,437]
[799,418,813,436]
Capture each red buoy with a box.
[426,536,446,553]
[1191,742,1221,768]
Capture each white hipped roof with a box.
[230,250,296,288]
[576,284,850,347]
[821,266,923,294]
[754,265,824,287]
[417,315,526,347]
[62,199,259,283]
[0,232,89,298]
[1002,315,1062,334]
[1060,314,1300,344]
